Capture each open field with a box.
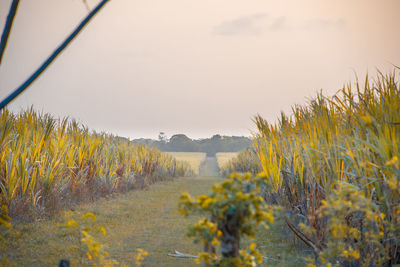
[3,177,220,266]
[3,176,305,267]
[215,152,239,171]
[166,152,206,175]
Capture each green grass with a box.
[4,177,220,266]
[3,176,306,266]
[166,152,206,175]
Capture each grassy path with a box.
[199,157,220,177]
[4,177,221,266]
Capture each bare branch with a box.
[0,0,20,65]
[0,0,110,110]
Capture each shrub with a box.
[179,173,274,266]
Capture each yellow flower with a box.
[83,212,96,222]
[66,219,79,229]
[386,156,398,166]
[350,250,360,259]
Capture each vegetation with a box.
[253,70,400,265]
[2,176,220,266]
[215,152,238,172]
[166,152,206,175]
[134,134,251,156]
[219,148,261,177]
[0,108,192,222]
[179,173,274,266]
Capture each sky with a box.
[0,0,399,139]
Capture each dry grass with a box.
[166,152,206,175]
[215,152,238,170]
[0,108,192,222]
[254,70,400,264]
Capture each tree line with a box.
[133,134,251,156]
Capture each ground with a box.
[3,175,306,266]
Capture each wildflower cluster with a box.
[62,211,148,267]
[62,211,118,266]
[301,183,387,266]
[179,172,274,267]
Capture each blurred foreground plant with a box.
[179,173,274,266]
[62,211,148,267]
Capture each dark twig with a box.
[0,0,110,110]
[0,0,20,65]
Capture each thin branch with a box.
[0,0,20,65]
[0,0,110,110]
[285,219,320,252]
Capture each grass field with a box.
[166,152,206,175]
[216,152,238,171]
[3,177,220,266]
[3,176,304,267]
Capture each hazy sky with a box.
[0,0,399,139]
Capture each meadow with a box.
[166,152,206,175]
[2,177,221,266]
[215,152,238,172]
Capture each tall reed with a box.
[254,70,400,265]
[0,108,192,221]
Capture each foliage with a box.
[253,70,400,265]
[166,152,206,175]
[0,108,193,221]
[179,172,274,266]
[62,211,148,267]
[134,134,251,157]
[301,183,387,266]
[219,148,261,177]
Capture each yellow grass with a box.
[166,152,206,175]
[216,152,238,170]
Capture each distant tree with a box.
[168,134,199,152]
[158,132,168,143]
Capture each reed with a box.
[254,70,400,265]
[219,148,261,177]
[0,108,193,221]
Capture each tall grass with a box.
[254,70,400,265]
[0,108,192,221]
[219,148,261,176]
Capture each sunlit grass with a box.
[254,70,400,264]
[0,108,193,222]
[166,152,206,175]
[3,177,220,266]
[215,152,238,171]
[219,148,261,176]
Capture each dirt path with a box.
[5,177,222,267]
[199,157,220,177]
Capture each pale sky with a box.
[0,0,399,139]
